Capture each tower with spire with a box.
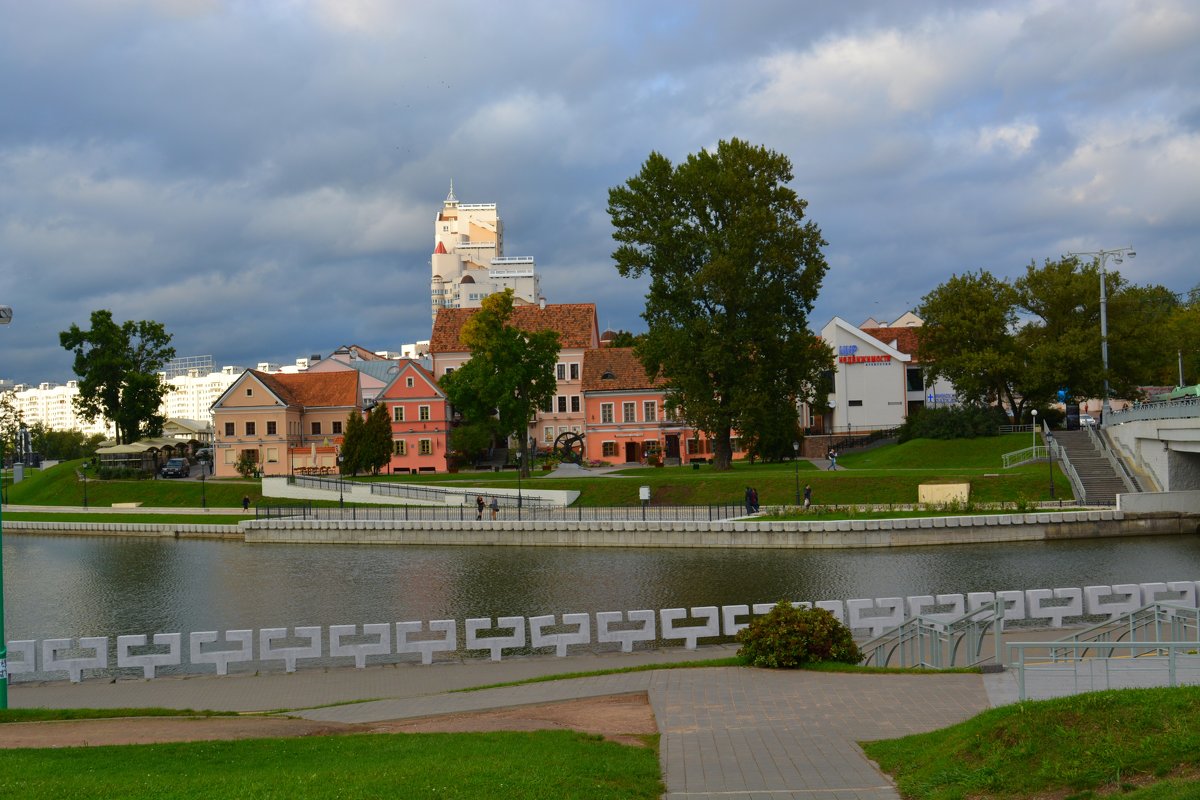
[429,182,541,323]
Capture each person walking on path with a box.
[475,495,485,520]
[242,494,250,512]
[490,496,499,520]
[744,486,754,514]
[803,484,812,510]
[827,447,838,470]
[750,487,759,513]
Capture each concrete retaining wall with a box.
[8,510,1196,547]
[1118,490,1200,514]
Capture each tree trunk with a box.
[711,429,734,470]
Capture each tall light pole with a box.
[1068,247,1135,419]
[0,304,12,709]
[1030,409,1038,452]
[792,441,801,505]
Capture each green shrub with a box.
[898,405,1010,442]
[736,601,862,668]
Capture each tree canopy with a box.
[440,289,560,475]
[917,258,1187,419]
[59,310,176,444]
[607,138,832,469]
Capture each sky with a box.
[1,0,1198,385]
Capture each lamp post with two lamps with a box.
[1067,246,1135,419]
[1,303,13,709]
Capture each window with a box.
[644,401,657,422]
[266,448,278,463]
[224,422,235,437]
[906,368,924,392]
[245,421,256,436]
[311,421,322,435]
[848,400,863,407]
[418,439,432,455]
[332,421,342,434]
[394,440,407,456]
[393,406,405,422]
[602,442,617,457]
[541,397,553,413]
[570,396,580,413]
[406,377,415,387]
[623,402,636,422]
[245,388,253,397]
[544,426,555,443]
[419,405,430,421]
[557,396,567,413]
[266,421,277,435]
[601,403,614,423]
[224,449,235,465]
[569,363,579,380]
[556,363,566,380]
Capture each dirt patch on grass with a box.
[0,693,657,749]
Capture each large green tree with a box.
[607,138,832,470]
[59,310,176,444]
[440,289,560,476]
[0,391,23,462]
[339,408,365,476]
[361,403,393,475]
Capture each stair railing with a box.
[1085,423,1142,493]
[1047,427,1087,505]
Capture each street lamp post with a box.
[200,470,207,510]
[1068,246,1135,418]
[82,465,88,509]
[1031,409,1038,452]
[1046,431,1056,500]
[792,441,801,505]
[1,303,13,710]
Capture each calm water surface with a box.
[5,532,1199,641]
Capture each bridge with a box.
[1103,398,1200,507]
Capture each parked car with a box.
[161,457,191,478]
[1080,414,1097,426]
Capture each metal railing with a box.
[257,502,749,523]
[1085,422,1142,493]
[1050,602,1200,656]
[1048,435,1087,505]
[1002,445,1049,468]
[1106,397,1200,425]
[286,474,555,510]
[999,424,1035,434]
[859,601,1004,669]
[1007,640,1200,700]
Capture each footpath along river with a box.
[5,531,1199,645]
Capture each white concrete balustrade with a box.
[6,580,1198,683]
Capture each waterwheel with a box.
[553,431,586,465]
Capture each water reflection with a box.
[5,533,1199,643]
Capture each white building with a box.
[160,365,244,423]
[430,182,542,321]
[811,314,957,433]
[7,381,114,437]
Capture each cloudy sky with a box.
[2,0,1197,385]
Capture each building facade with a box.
[375,361,451,474]
[430,183,541,322]
[210,369,360,477]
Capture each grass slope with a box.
[862,687,1200,799]
[10,434,1071,510]
[0,730,663,800]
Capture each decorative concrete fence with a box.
[7,580,1197,683]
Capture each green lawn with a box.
[0,708,235,724]
[8,435,1072,511]
[2,512,248,525]
[862,687,1200,799]
[0,730,663,800]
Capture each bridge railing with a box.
[1106,397,1200,425]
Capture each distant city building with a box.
[430,182,542,322]
[6,381,113,438]
[160,365,244,425]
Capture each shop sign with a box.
[838,345,890,365]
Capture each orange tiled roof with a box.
[430,303,598,352]
[581,347,667,392]
[253,369,359,408]
[863,326,921,359]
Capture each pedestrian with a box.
[242,494,250,512]
[744,486,753,514]
[750,487,759,513]
[803,484,812,510]
[475,495,485,520]
[828,448,838,471]
[490,496,499,520]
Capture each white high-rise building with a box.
[430,182,541,321]
[160,365,244,423]
[6,382,114,437]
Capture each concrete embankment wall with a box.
[6,510,1196,547]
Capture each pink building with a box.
[430,302,600,453]
[374,360,451,474]
[211,369,360,477]
[582,347,744,465]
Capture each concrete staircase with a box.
[1053,429,1127,506]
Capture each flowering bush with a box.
[736,601,862,669]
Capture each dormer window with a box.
[601,371,615,380]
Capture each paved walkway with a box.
[10,645,1017,799]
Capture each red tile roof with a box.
[430,303,598,352]
[582,347,667,392]
[862,326,922,359]
[253,369,359,408]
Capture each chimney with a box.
[539,297,546,310]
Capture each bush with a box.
[736,601,862,668]
[898,405,1010,442]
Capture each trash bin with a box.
[692,462,700,470]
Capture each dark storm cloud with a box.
[1,0,1197,385]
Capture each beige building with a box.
[430,183,541,322]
